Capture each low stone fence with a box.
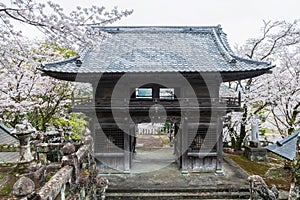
[37,165,73,199]
[18,142,106,199]
[0,131,107,199]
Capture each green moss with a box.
[0,183,11,196]
[227,153,292,190]
[46,174,53,181]
[227,154,269,175]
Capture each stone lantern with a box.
[12,120,35,162]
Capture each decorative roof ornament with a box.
[75,54,82,67]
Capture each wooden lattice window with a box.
[188,124,217,153]
[95,127,124,153]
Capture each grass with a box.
[227,153,292,190]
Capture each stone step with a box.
[106,192,250,200]
[105,188,250,200]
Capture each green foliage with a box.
[259,128,266,136]
[51,113,87,142]
[163,122,170,133]
[41,43,77,59]
[68,113,87,135]
[70,133,81,142]
[255,109,267,123]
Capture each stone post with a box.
[250,116,259,147]
[13,120,35,162]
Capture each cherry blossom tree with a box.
[0,42,72,129]
[0,0,132,130]
[223,20,300,149]
[262,49,300,135]
[0,0,132,48]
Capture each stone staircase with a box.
[106,187,250,199]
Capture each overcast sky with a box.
[19,0,300,46]
[62,0,300,45]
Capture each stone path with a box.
[102,147,249,191]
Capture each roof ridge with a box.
[40,56,77,68]
[40,48,92,69]
[231,55,273,66]
[212,28,236,64]
[277,128,300,146]
[218,30,235,55]
[91,25,222,33]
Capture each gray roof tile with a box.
[0,123,19,163]
[0,152,19,163]
[40,26,273,74]
[265,129,300,160]
[0,123,18,144]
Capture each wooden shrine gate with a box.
[39,26,273,174]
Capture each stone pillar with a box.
[13,120,35,162]
[251,119,259,141]
[250,116,259,147]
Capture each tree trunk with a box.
[236,104,248,150]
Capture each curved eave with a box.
[41,67,274,83]
[41,71,79,82]
[220,67,274,82]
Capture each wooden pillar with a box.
[216,116,224,175]
[89,117,96,156]
[124,122,131,172]
[181,117,188,173]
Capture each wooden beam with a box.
[187,152,217,157]
[95,153,125,157]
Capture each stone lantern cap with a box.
[12,120,36,136]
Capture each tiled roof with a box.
[0,123,18,144]
[265,129,300,160]
[0,152,19,163]
[0,123,19,163]
[40,26,273,74]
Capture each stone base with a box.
[215,169,225,176]
[244,145,267,162]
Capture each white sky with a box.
[20,0,300,46]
